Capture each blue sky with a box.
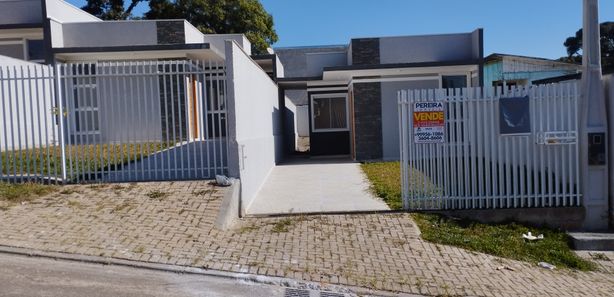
[66,0,614,59]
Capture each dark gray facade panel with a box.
[156,21,185,44]
[351,38,380,66]
[353,82,382,160]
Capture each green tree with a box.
[561,22,614,68]
[146,0,278,54]
[82,0,146,20]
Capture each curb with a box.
[214,180,241,230]
[0,244,419,297]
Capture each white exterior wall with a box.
[46,0,101,23]
[305,51,347,77]
[225,40,281,213]
[381,79,439,160]
[60,21,158,48]
[284,97,298,150]
[0,0,42,25]
[0,58,56,152]
[184,21,204,44]
[205,34,251,58]
[379,32,477,64]
[296,105,309,137]
[86,65,163,144]
[49,19,64,48]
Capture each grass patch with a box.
[412,213,596,271]
[271,218,295,233]
[0,182,57,203]
[361,162,402,210]
[362,161,595,270]
[1,142,172,181]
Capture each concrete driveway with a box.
[246,158,390,215]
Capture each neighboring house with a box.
[275,30,484,161]
[532,67,614,85]
[0,0,252,146]
[483,53,581,88]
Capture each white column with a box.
[580,0,609,230]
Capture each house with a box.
[0,0,255,148]
[483,53,581,88]
[275,30,484,161]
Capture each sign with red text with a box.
[413,102,445,143]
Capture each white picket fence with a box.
[398,83,581,210]
[0,59,228,183]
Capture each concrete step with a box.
[569,232,614,251]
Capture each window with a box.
[442,75,467,89]
[0,39,45,62]
[71,64,101,136]
[311,94,348,132]
[26,40,45,62]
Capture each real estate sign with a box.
[413,102,445,143]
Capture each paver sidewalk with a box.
[0,181,613,296]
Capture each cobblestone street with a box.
[0,181,613,296]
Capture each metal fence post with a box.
[54,64,68,182]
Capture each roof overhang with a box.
[322,61,480,82]
[52,43,223,62]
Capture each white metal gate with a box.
[398,83,581,210]
[1,59,228,183]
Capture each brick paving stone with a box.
[0,181,613,296]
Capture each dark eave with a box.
[0,23,43,30]
[251,54,275,61]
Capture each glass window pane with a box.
[26,40,45,61]
[329,97,347,129]
[313,98,331,130]
[442,75,467,89]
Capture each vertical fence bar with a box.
[197,60,206,178]
[161,61,172,180]
[33,66,44,181]
[136,61,146,181]
[55,64,68,182]
[149,61,159,180]
[215,61,224,175]
[0,67,8,180]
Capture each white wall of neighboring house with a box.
[0,56,56,152]
[225,40,281,214]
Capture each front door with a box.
[309,93,350,156]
